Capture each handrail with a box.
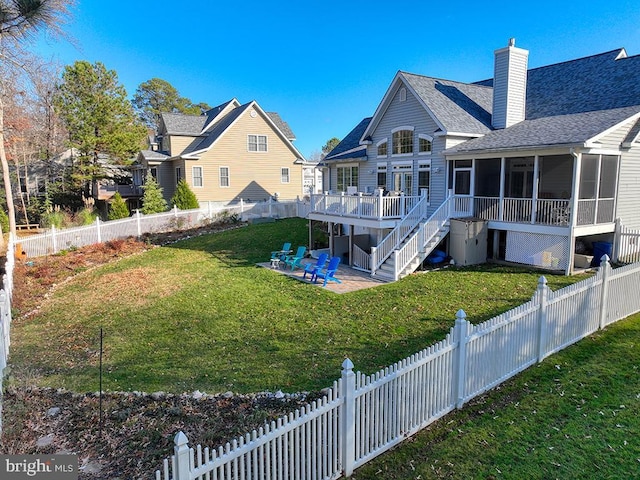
[394,196,453,279]
[352,244,371,272]
[371,193,430,274]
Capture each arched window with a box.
[376,138,388,157]
[419,134,432,154]
[392,128,414,155]
[399,87,407,102]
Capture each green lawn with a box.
[353,311,640,479]
[10,217,584,394]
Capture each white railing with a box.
[351,244,371,272]
[393,196,453,280]
[310,191,422,220]
[371,193,430,274]
[17,199,309,258]
[155,256,640,480]
[615,224,640,264]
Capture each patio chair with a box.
[302,253,329,280]
[284,246,307,270]
[311,256,342,287]
[270,242,292,262]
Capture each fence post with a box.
[536,276,549,362]
[173,431,190,480]
[454,309,470,409]
[612,218,622,262]
[136,210,142,238]
[341,358,356,477]
[598,255,611,330]
[95,218,101,244]
[268,198,273,218]
[51,225,58,254]
[173,205,178,218]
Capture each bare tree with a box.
[0,0,74,238]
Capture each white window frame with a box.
[248,134,268,152]
[377,163,387,189]
[418,161,431,202]
[336,164,359,192]
[219,166,230,187]
[192,166,203,188]
[281,167,290,184]
[418,134,433,155]
[376,138,388,158]
[391,126,414,156]
[399,87,407,102]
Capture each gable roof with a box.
[360,72,493,142]
[160,112,207,135]
[445,105,640,155]
[324,117,372,162]
[267,112,296,141]
[174,100,304,161]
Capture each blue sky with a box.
[35,0,640,159]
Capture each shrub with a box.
[108,192,130,220]
[75,207,98,225]
[0,208,8,234]
[170,180,199,210]
[141,177,168,214]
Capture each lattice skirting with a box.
[505,231,569,270]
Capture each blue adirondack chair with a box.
[302,253,329,280]
[311,256,342,286]
[284,246,307,270]
[270,242,292,262]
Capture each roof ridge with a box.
[526,48,625,73]
[400,71,492,89]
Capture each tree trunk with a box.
[0,94,17,239]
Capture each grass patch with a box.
[353,312,640,479]
[10,217,585,394]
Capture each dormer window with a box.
[376,139,388,157]
[419,134,432,154]
[392,127,414,155]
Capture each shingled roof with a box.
[160,112,207,135]
[324,117,372,162]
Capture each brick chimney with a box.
[491,38,529,129]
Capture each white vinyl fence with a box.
[155,256,640,480]
[615,224,640,264]
[0,236,16,433]
[17,199,309,258]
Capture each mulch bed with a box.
[2,222,320,479]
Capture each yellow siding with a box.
[180,108,303,202]
[169,136,199,157]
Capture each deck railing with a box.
[310,191,423,220]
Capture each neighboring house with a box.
[311,39,640,280]
[137,98,306,204]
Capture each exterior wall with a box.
[171,108,303,203]
[168,135,199,157]
[366,82,445,213]
[597,119,640,229]
[492,45,528,129]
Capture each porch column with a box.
[349,224,354,266]
[499,157,506,221]
[593,155,602,224]
[328,221,334,258]
[531,155,540,224]
[569,151,581,228]
[308,219,313,252]
[470,159,476,217]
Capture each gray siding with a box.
[365,82,446,214]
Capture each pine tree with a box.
[107,192,129,220]
[171,180,199,210]
[141,176,168,214]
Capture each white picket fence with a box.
[615,224,640,264]
[0,236,16,433]
[17,199,310,258]
[155,256,640,480]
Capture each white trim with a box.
[376,138,388,158]
[219,166,230,188]
[391,125,415,133]
[281,167,290,184]
[434,131,484,138]
[399,87,407,102]
[326,145,367,160]
[192,165,203,188]
[418,133,433,155]
[247,134,268,153]
[588,111,640,144]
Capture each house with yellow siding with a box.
[138,98,306,204]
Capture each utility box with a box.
[450,217,488,266]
